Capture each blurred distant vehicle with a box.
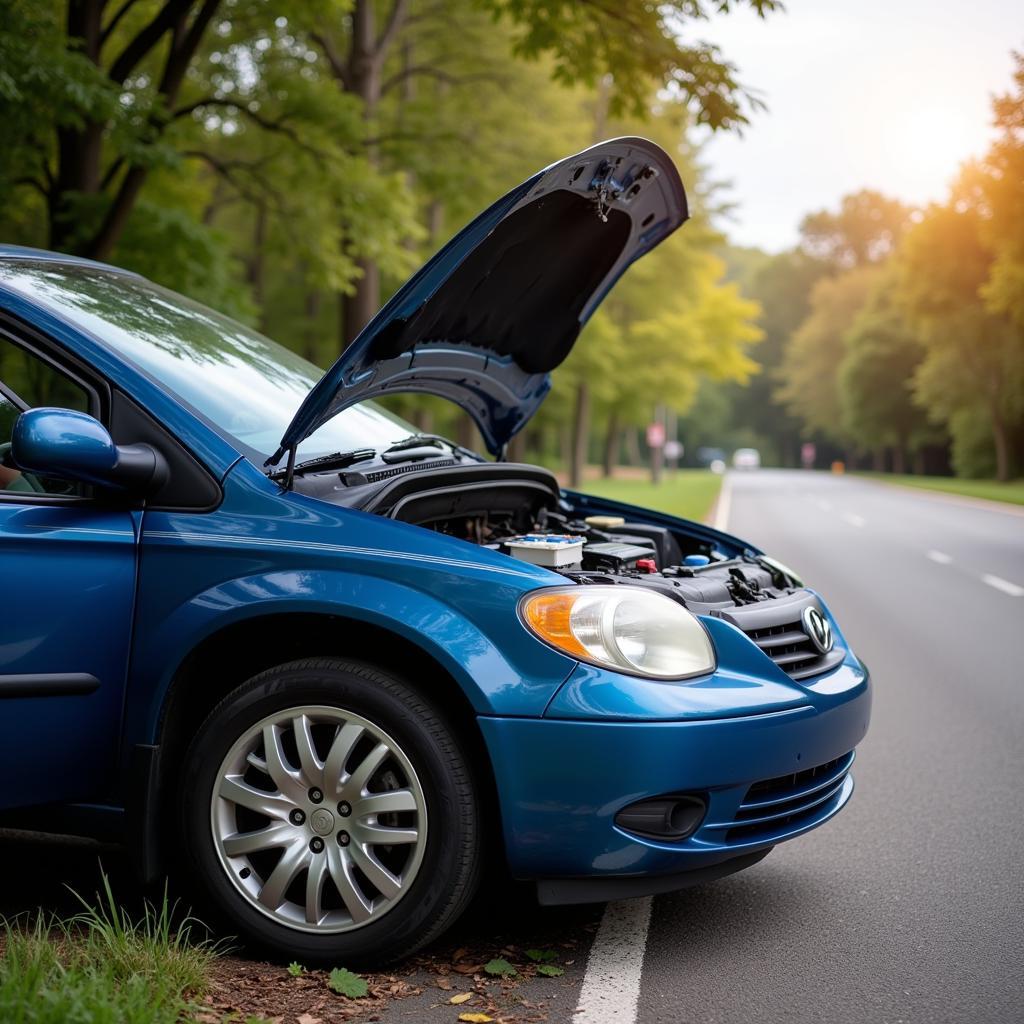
[733,447,761,470]
[697,446,726,466]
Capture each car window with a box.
[0,337,90,496]
[0,260,417,463]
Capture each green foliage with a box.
[799,190,914,268]
[481,1,783,124]
[537,964,565,977]
[287,961,305,977]
[484,957,518,978]
[775,266,882,444]
[328,966,369,998]
[524,948,559,963]
[838,270,941,462]
[0,872,218,1024]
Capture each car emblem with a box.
[802,606,834,654]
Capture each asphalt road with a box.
[2,470,1021,1023]
[636,470,1024,1024]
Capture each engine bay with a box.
[297,458,806,615]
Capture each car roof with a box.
[0,244,142,279]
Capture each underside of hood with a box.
[272,137,688,463]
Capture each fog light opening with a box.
[614,793,707,842]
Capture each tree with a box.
[775,265,882,446]
[897,200,1024,480]
[0,0,226,258]
[838,271,939,473]
[306,0,783,346]
[799,190,914,269]
[978,51,1024,332]
[715,248,832,465]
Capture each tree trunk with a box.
[456,412,476,451]
[508,429,527,463]
[602,409,620,477]
[912,448,926,476]
[891,444,906,475]
[247,203,268,331]
[303,290,321,363]
[872,447,885,472]
[342,258,380,343]
[570,380,590,489]
[336,0,409,347]
[624,427,642,467]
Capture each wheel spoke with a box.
[358,823,419,845]
[350,842,402,899]
[305,852,328,925]
[292,714,322,782]
[326,843,373,924]
[348,741,389,795]
[323,722,364,795]
[262,724,304,801]
[258,842,308,910]
[222,823,293,857]
[218,775,292,820]
[357,789,417,816]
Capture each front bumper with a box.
[479,663,870,885]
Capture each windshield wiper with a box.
[269,448,377,479]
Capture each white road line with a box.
[981,573,1024,597]
[574,897,652,1024]
[842,512,866,528]
[816,499,833,512]
[714,473,732,531]
[927,550,953,565]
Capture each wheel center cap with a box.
[310,808,335,836]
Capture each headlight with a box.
[520,585,715,679]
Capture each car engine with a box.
[301,459,807,616]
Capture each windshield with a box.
[0,259,417,462]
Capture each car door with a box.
[0,329,137,809]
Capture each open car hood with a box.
[273,137,688,462]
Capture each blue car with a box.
[0,138,870,963]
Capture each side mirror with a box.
[11,407,169,496]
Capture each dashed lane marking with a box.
[842,512,866,527]
[574,897,652,1024]
[927,550,953,565]
[981,574,1024,598]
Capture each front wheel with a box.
[178,658,481,964]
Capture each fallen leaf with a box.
[297,1015,322,1024]
[458,1015,494,1023]
[484,958,517,979]
[524,949,558,964]
[327,967,368,999]
[450,992,473,1004]
[452,947,471,960]
[537,965,564,978]
[453,963,484,975]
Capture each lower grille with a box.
[721,750,855,844]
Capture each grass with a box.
[862,473,1024,507]
[0,873,219,1024]
[575,469,722,523]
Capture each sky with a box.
[695,0,1022,251]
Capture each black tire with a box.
[178,658,481,965]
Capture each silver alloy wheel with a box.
[211,705,428,934]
